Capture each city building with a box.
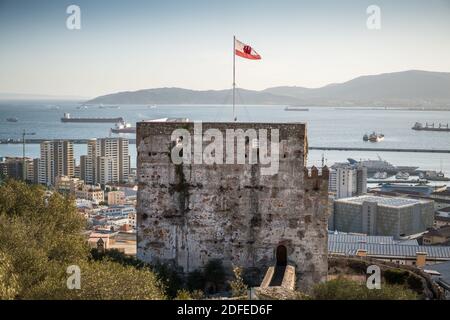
[107,191,126,206]
[80,138,130,185]
[75,184,104,203]
[0,156,35,182]
[38,140,74,186]
[423,227,450,245]
[99,205,135,218]
[54,176,83,195]
[136,121,330,291]
[328,163,367,199]
[332,195,434,238]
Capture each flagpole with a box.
[233,35,236,122]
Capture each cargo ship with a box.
[412,122,450,132]
[284,106,309,111]
[61,113,123,123]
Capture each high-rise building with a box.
[329,163,367,199]
[38,140,74,186]
[80,138,129,185]
[0,156,34,182]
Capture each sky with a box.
[0,0,449,98]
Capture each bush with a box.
[153,263,183,299]
[204,259,226,293]
[312,277,418,300]
[174,289,204,300]
[384,269,410,285]
[406,274,424,292]
[187,269,206,291]
[229,266,248,297]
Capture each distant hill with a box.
[86,70,450,108]
[86,88,300,105]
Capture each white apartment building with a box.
[81,138,129,185]
[329,163,367,199]
[38,140,74,186]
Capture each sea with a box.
[1,100,450,178]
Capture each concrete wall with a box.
[136,122,329,291]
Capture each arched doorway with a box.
[276,245,287,266]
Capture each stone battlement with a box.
[136,122,329,292]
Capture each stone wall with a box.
[136,122,329,291]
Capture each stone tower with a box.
[136,121,329,291]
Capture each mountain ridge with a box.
[86,70,450,108]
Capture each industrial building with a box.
[332,195,434,238]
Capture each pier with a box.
[1,140,450,154]
[309,146,450,154]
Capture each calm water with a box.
[1,100,449,175]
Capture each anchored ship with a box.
[363,131,384,142]
[412,122,450,132]
[61,113,123,123]
[284,106,309,111]
[111,122,136,134]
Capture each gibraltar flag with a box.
[235,38,261,60]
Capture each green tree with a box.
[0,180,166,300]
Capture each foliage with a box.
[383,269,423,293]
[229,266,248,297]
[174,289,194,300]
[312,277,418,300]
[153,262,183,299]
[0,251,20,299]
[0,180,165,300]
[90,248,144,268]
[174,289,205,300]
[187,269,206,291]
[204,259,226,293]
[24,260,165,300]
[383,269,410,285]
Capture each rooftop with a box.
[329,241,450,259]
[335,195,428,208]
[328,232,419,246]
[425,227,450,238]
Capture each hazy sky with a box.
[0,0,449,98]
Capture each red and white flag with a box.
[235,38,261,60]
